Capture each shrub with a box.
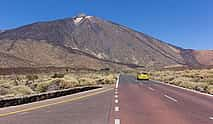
[0,87,10,95]
[61,77,79,88]
[179,82,197,89]
[36,78,79,93]
[194,83,208,92]
[51,73,65,78]
[96,74,116,84]
[26,75,39,81]
[170,77,191,86]
[78,77,96,86]
[11,85,34,96]
[36,80,53,93]
[207,85,213,94]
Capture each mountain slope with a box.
[193,50,213,66]
[0,15,211,69]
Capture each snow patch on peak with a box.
[73,15,94,25]
[73,17,84,24]
[85,16,92,19]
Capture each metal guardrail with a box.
[0,86,101,108]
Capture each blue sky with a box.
[0,0,212,50]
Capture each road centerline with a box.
[115,106,119,112]
[115,99,119,103]
[115,74,120,89]
[115,119,120,124]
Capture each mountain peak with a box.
[0,15,212,69]
[73,13,93,24]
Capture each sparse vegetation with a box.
[11,85,34,96]
[150,69,213,95]
[0,71,117,99]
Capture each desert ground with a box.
[0,71,117,99]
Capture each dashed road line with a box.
[114,74,121,124]
[209,116,213,120]
[115,99,119,104]
[115,106,119,112]
[164,95,178,102]
[116,74,120,89]
[148,87,155,91]
[115,119,120,124]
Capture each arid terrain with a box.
[150,69,213,94]
[0,71,116,99]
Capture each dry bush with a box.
[60,77,79,88]
[100,74,116,84]
[11,85,34,96]
[0,83,11,95]
[36,77,80,93]
[194,83,208,92]
[170,77,191,85]
[207,85,213,94]
[36,80,53,93]
[26,75,39,81]
[179,81,197,89]
[78,77,96,86]
[0,87,10,95]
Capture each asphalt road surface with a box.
[110,75,213,124]
[0,74,213,124]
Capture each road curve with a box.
[110,74,213,124]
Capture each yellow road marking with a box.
[0,88,113,118]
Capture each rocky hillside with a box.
[193,50,213,66]
[0,15,211,69]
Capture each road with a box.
[110,75,213,124]
[0,87,114,124]
[0,74,212,124]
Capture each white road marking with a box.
[115,119,120,124]
[116,74,120,89]
[115,106,119,112]
[148,87,155,91]
[115,99,119,104]
[115,75,121,124]
[164,95,178,102]
[209,117,213,120]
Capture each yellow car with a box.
[137,72,150,80]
